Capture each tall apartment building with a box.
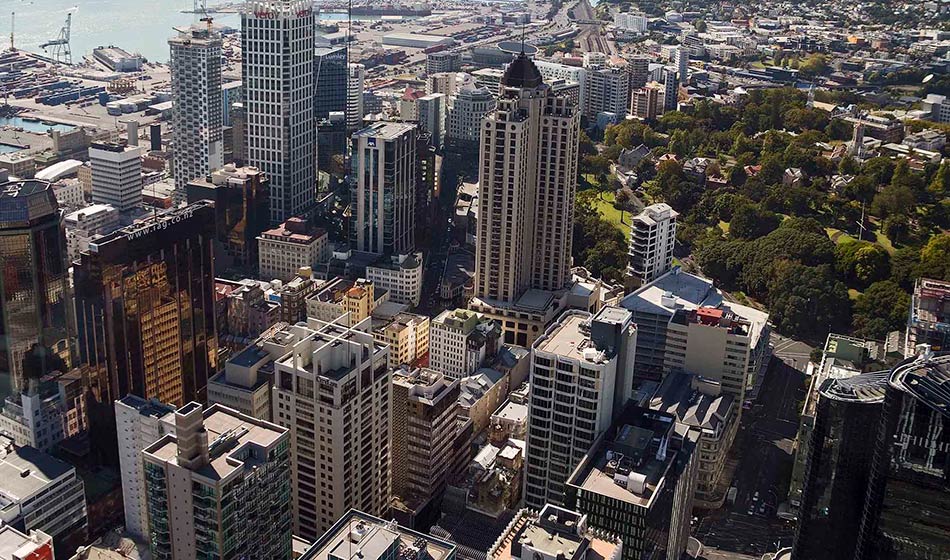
[524,307,637,508]
[74,203,217,458]
[626,54,650,88]
[314,46,348,120]
[351,122,417,256]
[566,405,698,560]
[474,54,579,303]
[430,309,501,378]
[626,202,677,288]
[673,48,689,84]
[257,217,329,281]
[242,0,316,224]
[661,68,678,114]
[347,63,366,132]
[392,368,461,525]
[905,277,950,354]
[792,370,888,560]
[854,349,950,559]
[614,11,648,32]
[89,142,143,211]
[169,25,223,202]
[115,395,176,540]
[535,61,587,112]
[427,50,461,75]
[143,402,292,560]
[186,164,269,272]
[630,84,660,121]
[0,437,87,553]
[0,180,73,400]
[271,318,391,539]
[583,66,630,118]
[417,93,447,150]
[447,85,496,146]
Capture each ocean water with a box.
[0,0,240,62]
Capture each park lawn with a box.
[825,227,856,245]
[848,288,862,301]
[718,220,730,234]
[873,230,897,255]
[591,191,629,233]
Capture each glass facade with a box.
[0,180,73,400]
[74,202,217,460]
[314,47,347,120]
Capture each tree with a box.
[730,204,780,240]
[852,281,911,339]
[882,214,910,245]
[767,262,850,339]
[918,234,950,281]
[852,244,890,287]
[890,246,921,289]
[573,194,628,283]
[839,156,861,176]
[927,161,950,197]
[871,184,915,218]
[798,53,828,78]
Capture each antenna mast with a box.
[9,12,14,52]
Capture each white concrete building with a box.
[51,178,84,210]
[207,345,273,421]
[447,84,495,144]
[583,66,630,118]
[626,202,678,288]
[63,203,119,261]
[0,372,86,453]
[271,318,391,539]
[169,25,223,202]
[242,0,316,224]
[524,307,637,508]
[535,61,587,112]
[0,526,53,559]
[115,395,175,541]
[351,122,417,256]
[89,142,143,211]
[417,93,446,149]
[426,51,461,75]
[365,252,424,306]
[614,11,648,32]
[430,308,500,379]
[674,47,689,84]
[257,217,329,282]
[347,63,366,132]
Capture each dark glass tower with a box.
[314,46,347,120]
[0,180,73,399]
[855,351,950,559]
[792,371,888,560]
[74,202,218,462]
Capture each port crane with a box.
[40,13,72,65]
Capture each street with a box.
[696,357,805,559]
[770,333,815,372]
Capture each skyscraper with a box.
[525,307,637,508]
[271,318,392,539]
[0,180,73,399]
[347,63,366,132]
[351,122,417,256]
[242,0,316,225]
[446,84,495,145]
[674,48,689,85]
[89,142,143,212]
[314,46,348,120]
[74,203,218,458]
[661,68,678,114]
[143,402,292,560]
[474,53,580,303]
[169,24,223,202]
[417,93,447,150]
[854,349,950,559]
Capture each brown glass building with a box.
[74,202,218,458]
[0,180,73,399]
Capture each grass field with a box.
[589,190,629,233]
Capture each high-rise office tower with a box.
[524,307,637,508]
[417,93,446,150]
[391,368,461,525]
[242,0,316,225]
[0,180,73,399]
[673,48,689,84]
[115,395,175,541]
[792,371,888,560]
[474,54,580,303]
[169,25,223,202]
[314,46,348,120]
[271,318,391,539]
[426,51,461,75]
[143,402,292,560]
[351,122,417,256]
[626,202,678,288]
[347,63,366,132]
[627,54,650,88]
[661,68,678,114]
[855,349,950,559]
[89,142,143,211]
[186,164,269,273]
[74,203,218,458]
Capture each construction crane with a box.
[40,13,72,65]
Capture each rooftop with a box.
[353,121,416,140]
[300,510,457,560]
[0,442,75,503]
[260,217,326,245]
[117,394,176,419]
[889,351,950,417]
[650,371,734,434]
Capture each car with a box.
[748,506,756,516]
[752,491,759,502]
